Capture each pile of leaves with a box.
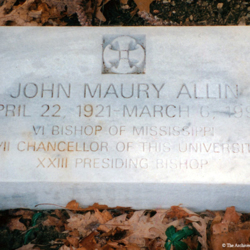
[1,201,250,250]
[0,0,250,26]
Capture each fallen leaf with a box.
[210,212,222,229]
[59,246,77,250]
[239,221,250,229]
[211,207,241,237]
[108,242,140,249]
[79,231,100,249]
[66,200,83,211]
[15,243,37,250]
[182,236,200,250]
[133,0,154,13]
[120,0,128,5]
[104,210,169,247]
[69,229,80,237]
[67,236,79,248]
[211,230,250,250]
[166,206,196,220]
[188,216,208,250]
[95,3,106,22]
[94,209,112,224]
[96,0,110,22]
[222,206,241,224]
[212,222,228,236]
[7,216,26,231]
[66,200,109,212]
[43,215,64,232]
[67,211,99,237]
[145,237,164,250]
[14,210,34,220]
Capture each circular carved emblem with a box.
[103,35,145,74]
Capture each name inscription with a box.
[0,79,249,185]
[10,83,238,99]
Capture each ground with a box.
[1,201,250,250]
[0,0,250,26]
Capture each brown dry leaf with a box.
[108,242,140,249]
[145,238,165,250]
[166,206,196,220]
[239,221,250,229]
[69,229,80,237]
[96,0,110,22]
[43,0,76,15]
[94,209,112,224]
[210,212,222,228]
[79,231,100,249]
[54,209,69,225]
[67,236,79,248]
[66,200,83,211]
[95,10,106,22]
[133,0,154,13]
[66,200,109,212]
[222,206,241,224]
[0,0,65,26]
[211,207,241,236]
[59,246,77,250]
[7,216,26,231]
[100,245,113,250]
[188,216,208,250]
[37,2,50,12]
[14,210,34,220]
[211,230,250,250]
[66,201,131,212]
[114,206,132,212]
[15,243,38,250]
[43,215,64,232]
[60,246,87,250]
[164,219,185,231]
[212,222,228,235]
[67,211,100,237]
[120,0,128,5]
[104,210,168,247]
[182,236,200,250]
[55,209,64,219]
[87,202,110,211]
[0,0,37,26]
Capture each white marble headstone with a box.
[0,27,250,211]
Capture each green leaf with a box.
[165,225,195,250]
[24,230,33,245]
[24,212,42,245]
[165,225,176,237]
[170,229,187,242]
[181,226,195,237]
[196,242,202,250]
[174,240,188,250]
[164,241,172,250]
[31,212,42,227]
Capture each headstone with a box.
[0,27,250,211]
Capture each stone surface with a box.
[0,27,250,211]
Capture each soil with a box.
[99,0,250,26]
[0,210,67,250]
[0,0,250,26]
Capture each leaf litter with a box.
[1,201,250,249]
[1,0,250,26]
